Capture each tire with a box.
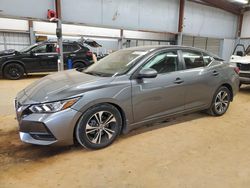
[3,63,24,80]
[75,104,122,149]
[73,62,86,70]
[207,86,231,116]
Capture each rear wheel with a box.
[73,62,86,70]
[75,104,122,149]
[207,86,231,116]
[3,63,24,80]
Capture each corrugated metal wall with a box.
[184,1,238,39]
[0,32,30,51]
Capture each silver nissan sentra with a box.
[15,46,239,149]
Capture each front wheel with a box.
[207,86,231,116]
[3,63,24,80]
[75,104,122,149]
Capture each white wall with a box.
[33,21,121,38]
[221,39,235,61]
[241,11,250,38]
[184,1,238,39]
[62,0,179,33]
[0,18,28,31]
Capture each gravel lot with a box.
[0,75,250,188]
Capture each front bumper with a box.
[239,71,250,84]
[16,107,82,146]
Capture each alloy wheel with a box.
[214,90,229,114]
[85,111,117,144]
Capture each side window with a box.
[72,44,80,51]
[143,51,179,74]
[63,44,80,52]
[32,44,46,53]
[32,44,56,53]
[182,51,204,69]
[203,53,213,66]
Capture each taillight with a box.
[234,67,240,74]
[86,51,92,56]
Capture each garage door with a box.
[206,38,221,55]
[182,35,193,47]
[194,37,206,50]
[182,35,221,55]
[0,32,30,51]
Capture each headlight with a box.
[29,97,80,113]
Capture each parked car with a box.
[230,44,250,86]
[0,40,98,80]
[15,46,239,149]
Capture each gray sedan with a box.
[15,46,239,149]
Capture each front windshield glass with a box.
[246,48,250,56]
[19,44,38,53]
[84,49,149,76]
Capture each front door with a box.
[131,50,186,123]
[31,43,57,72]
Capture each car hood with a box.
[17,69,115,105]
[0,49,18,57]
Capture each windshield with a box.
[84,49,149,76]
[19,44,38,53]
[246,48,250,56]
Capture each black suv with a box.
[0,41,96,79]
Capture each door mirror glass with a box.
[137,68,157,79]
[236,51,244,57]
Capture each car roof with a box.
[123,45,223,60]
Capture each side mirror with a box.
[137,68,157,79]
[236,51,244,57]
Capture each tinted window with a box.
[63,44,79,52]
[203,53,213,66]
[32,44,56,53]
[182,51,204,69]
[143,51,178,74]
[84,49,148,76]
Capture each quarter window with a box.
[143,51,179,74]
[182,51,204,69]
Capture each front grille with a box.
[237,63,250,71]
[15,100,32,121]
[239,73,250,78]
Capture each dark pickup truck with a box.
[0,40,99,79]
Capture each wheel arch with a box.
[221,83,233,101]
[2,60,27,75]
[73,102,128,145]
[72,60,88,66]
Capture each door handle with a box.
[48,55,55,58]
[174,77,184,84]
[212,70,219,76]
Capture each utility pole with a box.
[178,0,185,45]
[55,0,64,71]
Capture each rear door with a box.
[131,50,186,123]
[179,50,221,110]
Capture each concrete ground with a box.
[0,75,250,188]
